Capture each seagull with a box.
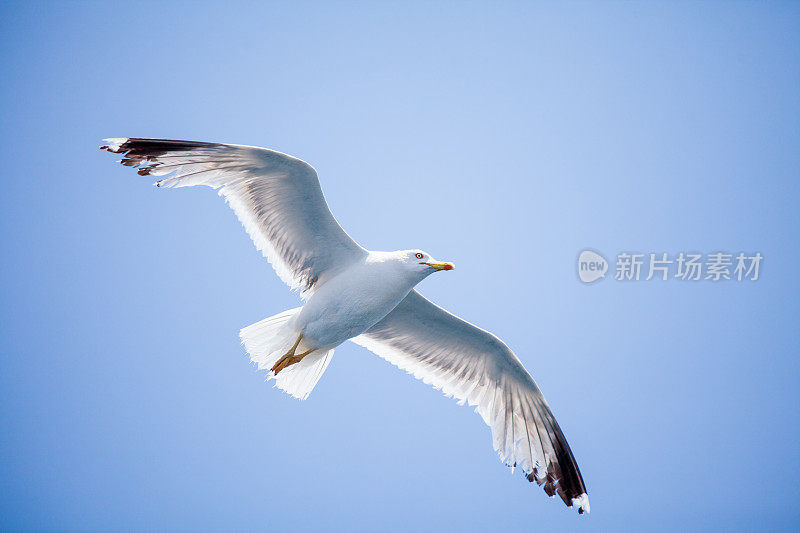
[101,138,589,514]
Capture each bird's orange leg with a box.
[272,334,314,375]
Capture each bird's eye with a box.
[415,253,424,259]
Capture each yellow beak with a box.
[421,261,454,271]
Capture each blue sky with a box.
[1,1,798,531]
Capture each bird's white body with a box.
[296,251,432,350]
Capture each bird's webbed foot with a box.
[272,334,314,375]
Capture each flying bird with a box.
[101,138,589,514]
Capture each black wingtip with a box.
[100,138,133,154]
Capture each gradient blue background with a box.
[2,1,798,531]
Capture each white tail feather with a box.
[240,308,333,400]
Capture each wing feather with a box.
[352,290,589,513]
[102,138,366,294]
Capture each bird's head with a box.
[401,250,454,276]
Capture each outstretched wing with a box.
[352,290,589,513]
[102,138,366,295]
